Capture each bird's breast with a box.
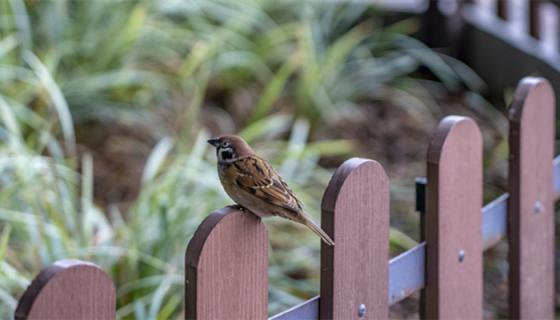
[218,164,244,202]
[217,163,274,218]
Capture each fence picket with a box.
[185,207,268,320]
[508,77,555,319]
[320,158,390,319]
[14,259,116,320]
[424,116,483,319]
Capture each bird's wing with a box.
[232,155,302,213]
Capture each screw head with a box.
[358,303,366,318]
[458,250,465,262]
[533,201,544,214]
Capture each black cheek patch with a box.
[220,149,233,160]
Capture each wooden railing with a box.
[14,76,557,319]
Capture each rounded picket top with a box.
[185,207,268,320]
[509,77,555,124]
[425,115,483,319]
[15,259,116,320]
[508,77,555,319]
[321,158,390,319]
[427,115,483,165]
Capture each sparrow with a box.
[208,135,335,246]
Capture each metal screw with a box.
[533,201,544,214]
[358,304,366,318]
[458,250,465,262]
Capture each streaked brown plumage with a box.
[208,135,335,246]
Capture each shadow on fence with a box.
[14,76,557,319]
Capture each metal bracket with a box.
[415,177,427,213]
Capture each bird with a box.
[207,135,335,246]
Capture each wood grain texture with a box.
[508,77,555,319]
[424,116,483,319]
[15,260,116,320]
[320,158,389,320]
[185,207,268,320]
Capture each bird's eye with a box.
[222,142,230,148]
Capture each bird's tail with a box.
[302,216,335,246]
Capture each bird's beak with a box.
[207,138,220,147]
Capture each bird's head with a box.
[207,135,255,163]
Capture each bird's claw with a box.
[228,204,247,212]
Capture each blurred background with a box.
[0,0,558,319]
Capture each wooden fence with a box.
[14,76,557,319]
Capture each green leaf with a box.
[24,51,76,154]
[249,58,298,121]
[142,137,174,184]
[0,224,12,264]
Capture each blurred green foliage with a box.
[0,0,494,318]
